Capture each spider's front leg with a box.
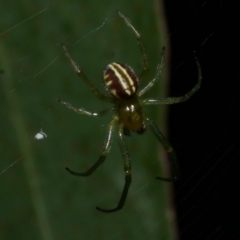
[146,117,179,181]
[65,115,116,176]
[96,124,131,213]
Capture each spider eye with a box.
[103,62,139,99]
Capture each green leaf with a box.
[0,1,177,239]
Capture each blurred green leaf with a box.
[0,1,177,239]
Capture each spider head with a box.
[118,98,146,134]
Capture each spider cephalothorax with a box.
[58,11,202,213]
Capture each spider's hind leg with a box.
[117,11,148,80]
[61,43,113,103]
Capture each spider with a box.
[58,11,202,213]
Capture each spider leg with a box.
[146,117,179,181]
[138,47,165,97]
[117,11,148,80]
[96,124,131,213]
[66,115,116,176]
[142,57,202,105]
[57,99,113,117]
[61,43,114,103]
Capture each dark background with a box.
[165,1,239,239]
